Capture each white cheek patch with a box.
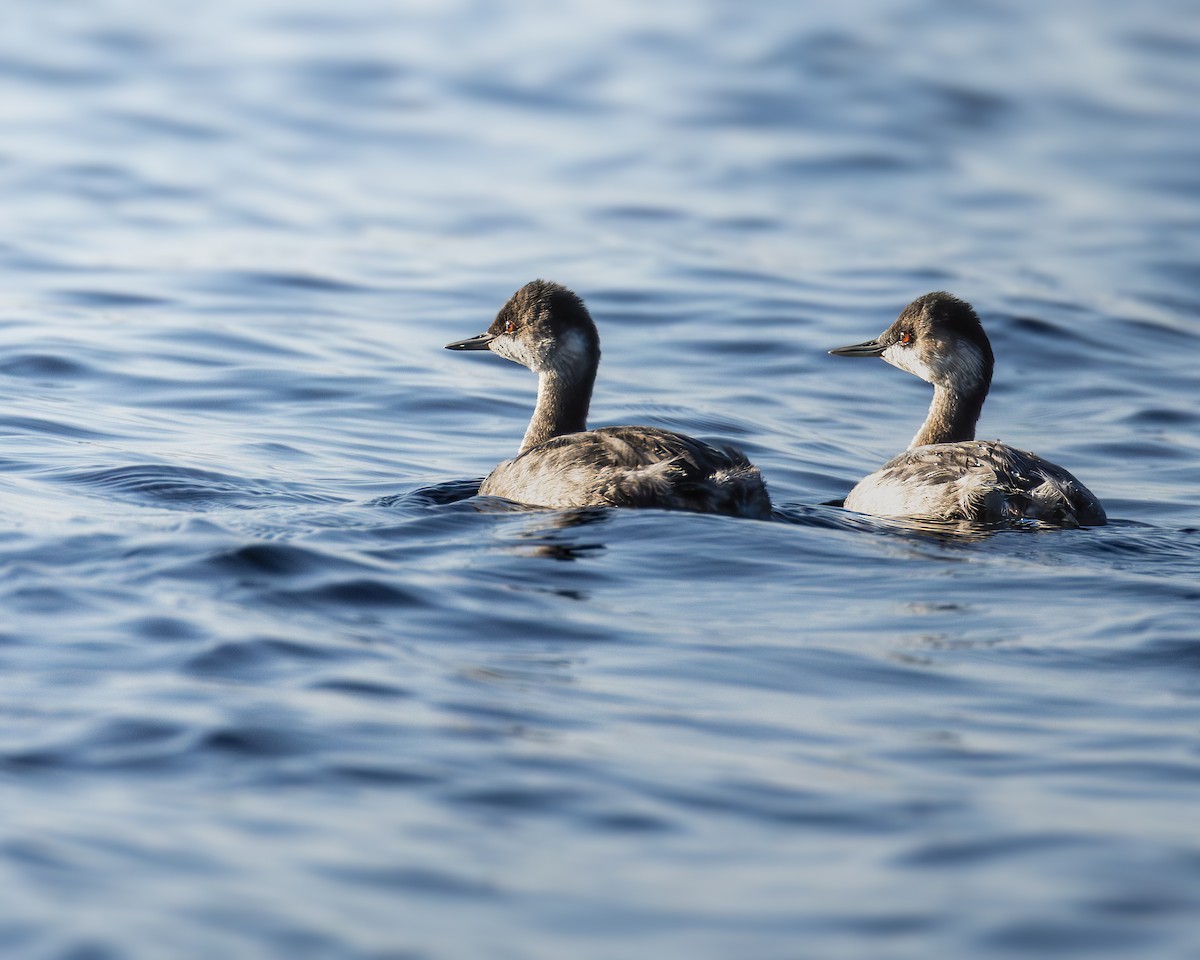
[946,341,985,394]
[490,336,539,369]
[490,325,593,376]
[550,328,590,376]
[883,343,936,383]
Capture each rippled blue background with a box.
[2,1,1199,957]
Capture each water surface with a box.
[1,1,1199,957]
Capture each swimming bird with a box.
[829,291,1106,526]
[446,280,772,519]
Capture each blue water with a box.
[2,1,1199,957]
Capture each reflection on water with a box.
[1,0,1199,957]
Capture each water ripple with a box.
[1,2,1198,958]
[57,465,324,509]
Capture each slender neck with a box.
[910,384,984,448]
[519,363,594,452]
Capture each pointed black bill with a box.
[828,338,886,358]
[445,332,494,351]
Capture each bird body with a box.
[447,280,771,520]
[830,292,1105,526]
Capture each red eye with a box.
[898,331,912,345]
[504,319,515,333]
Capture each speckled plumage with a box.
[447,280,772,520]
[830,292,1106,527]
[843,440,1106,526]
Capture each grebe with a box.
[829,292,1106,526]
[445,280,772,519]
